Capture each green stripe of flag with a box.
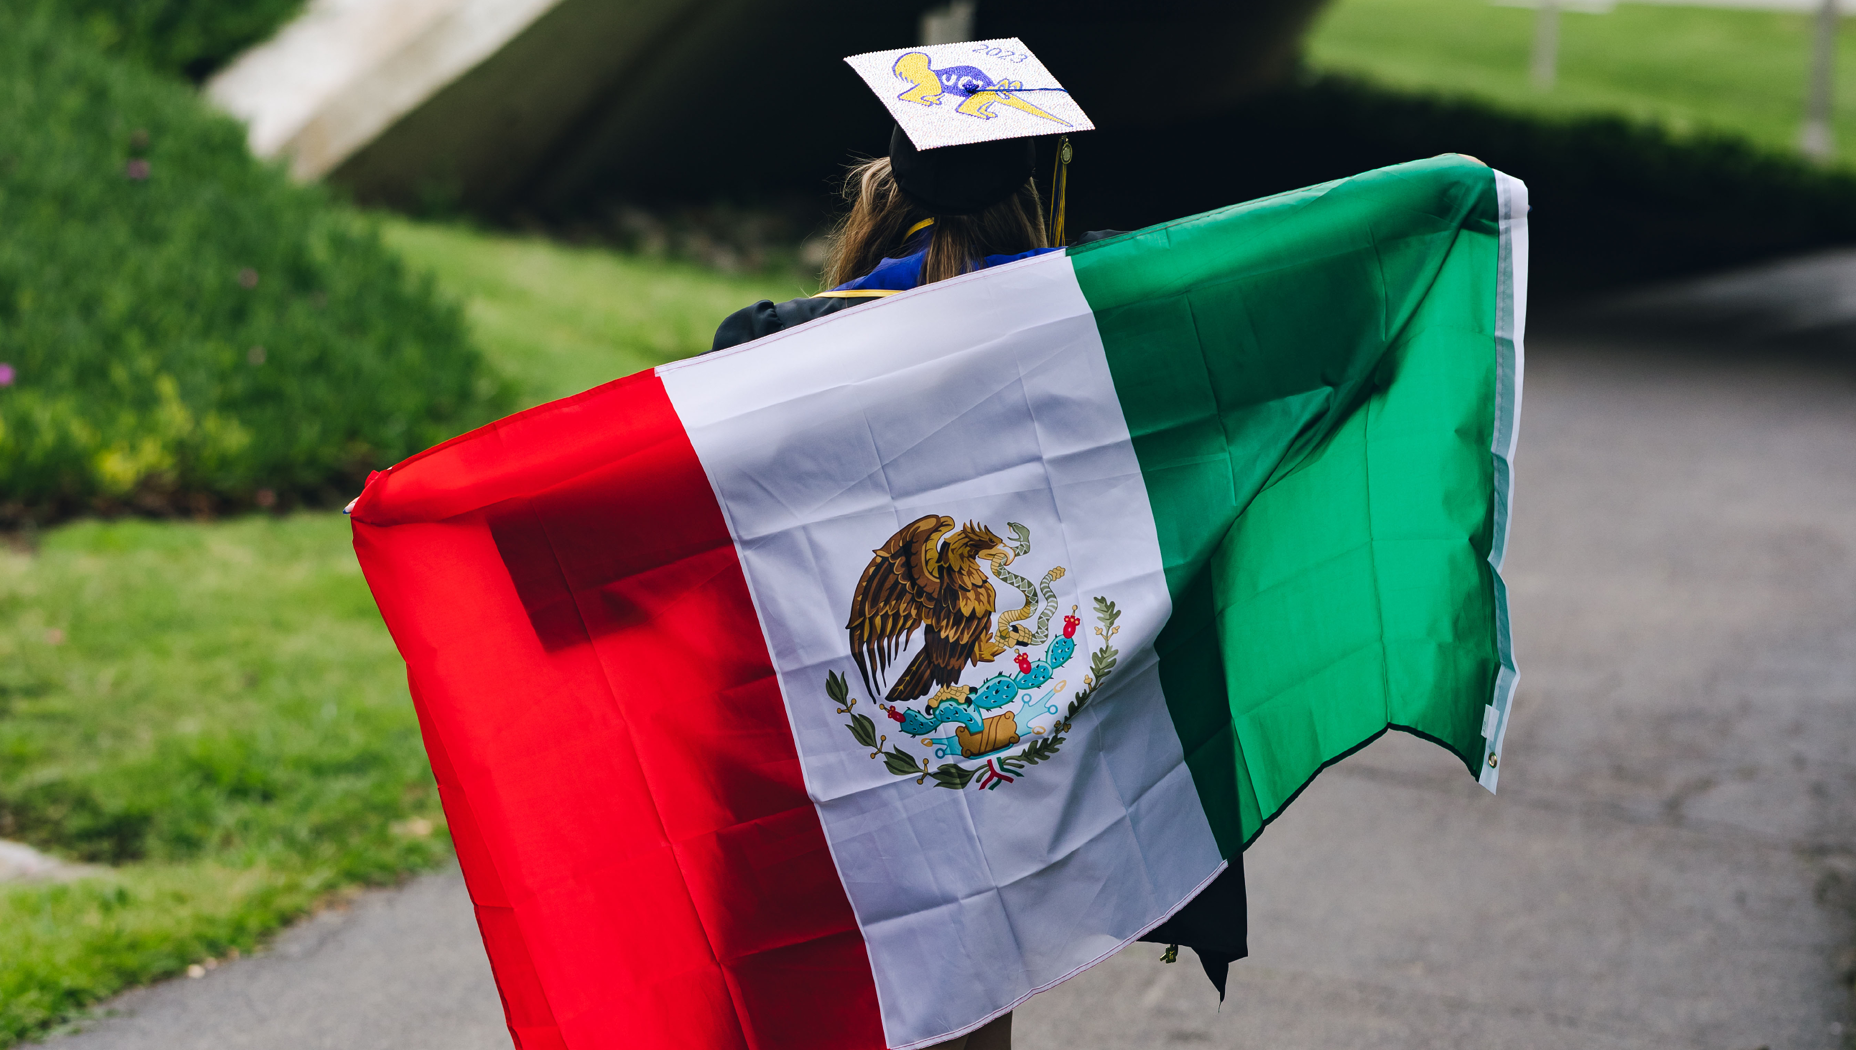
[1071,156,1512,856]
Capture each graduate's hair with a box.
[822,157,1047,289]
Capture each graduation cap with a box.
[844,38,1092,236]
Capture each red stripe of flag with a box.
[353,371,883,1050]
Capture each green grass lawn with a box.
[0,223,788,1045]
[1305,0,1856,165]
[0,515,446,1041]
[380,219,798,408]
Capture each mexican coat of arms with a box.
[827,515,1120,791]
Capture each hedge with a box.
[1069,73,1856,295]
[0,6,510,522]
[48,0,304,81]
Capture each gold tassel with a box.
[1048,135,1072,247]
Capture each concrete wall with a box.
[208,0,562,184]
[210,0,1332,216]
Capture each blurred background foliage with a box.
[0,4,509,524]
[0,209,790,1050]
[0,5,790,1030]
[1305,0,1856,165]
[53,0,304,81]
[379,218,809,407]
[1071,73,1856,294]
[6,0,1856,1043]
[1048,0,1856,293]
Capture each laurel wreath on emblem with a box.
[827,514,1122,791]
[828,597,1120,790]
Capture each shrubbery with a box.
[0,6,509,522]
[1074,74,1856,294]
[48,0,304,80]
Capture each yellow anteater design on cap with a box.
[891,51,1071,126]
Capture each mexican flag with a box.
[352,156,1526,1050]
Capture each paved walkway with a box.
[44,327,1856,1050]
[45,866,506,1050]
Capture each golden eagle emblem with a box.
[831,515,1123,791]
[845,515,1014,706]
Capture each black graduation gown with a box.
[712,230,1129,353]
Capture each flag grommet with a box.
[1488,754,1499,768]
